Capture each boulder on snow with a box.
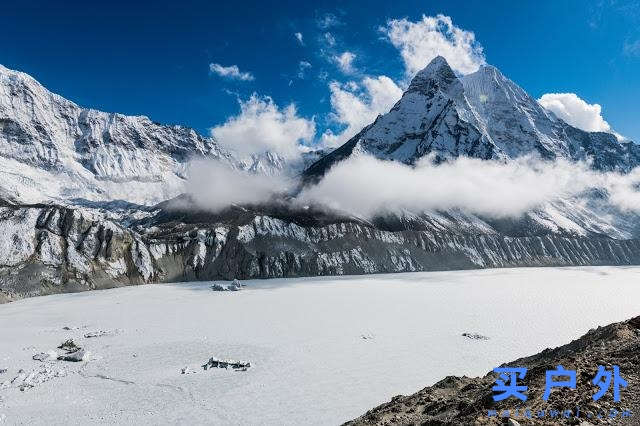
[202,357,251,371]
[54,339,87,362]
[461,332,489,340]
[58,349,86,362]
[210,280,243,292]
[57,339,80,351]
[210,283,227,291]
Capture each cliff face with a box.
[3,201,640,302]
[0,204,144,302]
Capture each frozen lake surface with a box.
[1,266,639,425]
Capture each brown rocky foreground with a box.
[346,316,640,425]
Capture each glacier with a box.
[1,267,640,424]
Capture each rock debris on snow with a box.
[210,281,243,291]
[201,357,251,371]
[51,339,88,362]
[347,315,640,425]
[58,349,86,362]
[84,329,121,338]
[32,351,57,362]
[461,332,490,340]
[57,339,80,352]
[2,365,67,391]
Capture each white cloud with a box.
[538,93,614,133]
[294,32,304,45]
[299,154,640,219]
[297,61,312,79]
[209,63,254,81]
[344,81,359,91]
[624,39,640,57]
[333,51,356,74]
[185,160,291,212]
[382,14,485,76]
[322,32,336,47]
[320,75,402,147]
[317,13,343,29]
[184,154,640,216]
[211,94,315,159]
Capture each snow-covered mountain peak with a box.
[461,64,552,122]
[0,64,320,206]
[304,57,640,178]
[405,57,468,105]
[0,64,240,205]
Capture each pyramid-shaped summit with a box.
[304,56,640,182]
[406,55,462,96]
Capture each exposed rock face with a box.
[3,200,640,302]
[0,203,147,300]
[346,316,640,425]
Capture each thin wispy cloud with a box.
[186,160,291,212]
[316,13,343,29]
[294,32,304,45]
[209,63,255,81]
[333,51,356,74]
[297,61,312,79]
[186,153,640,219]
[322,32,336,47]
[623,39,640,57]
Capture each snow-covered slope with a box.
[0,64,297,205]
[460,64,640,169]
[0,65,237,204]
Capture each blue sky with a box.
[1,0,639,149]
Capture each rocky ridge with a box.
[345,316,640,425]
